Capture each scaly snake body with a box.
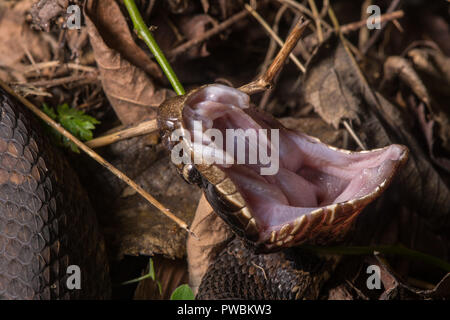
[0,87,110,299]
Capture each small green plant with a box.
[121,258,194,300]
[122,258,162,295]
[123,0,185,95]
[42,103,100,153]
[170,284,195,300]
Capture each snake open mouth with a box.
[179,84,408,249]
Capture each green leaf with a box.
[148,258,156,281]
[148,258,162,295]
[170,284,195,300]
[41,103,100,153]
[42,103,57,120]
[57,103,100,142]
[121,258,162,295]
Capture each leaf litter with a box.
[1,0,449,300]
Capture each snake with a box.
[0,86,110,299]
[158,84,408,299]
[0,81,407,300]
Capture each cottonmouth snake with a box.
[159,84,407,300]
[0,81,407,300]
[0,87,110,299]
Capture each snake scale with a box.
[195,237,339,300]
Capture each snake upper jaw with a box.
[159,84,409,252]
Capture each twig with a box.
[21,41,40,76]
[308,0,323,42]
[277,0,332,30]
[86,119,158,148]
[22,61,97,74]
[0,79,191,235]
[343,121,366,150]
[169,9,249,59]
[258,4,288,78]
[341,10,404,34]
[124,0,185,95]
[251,262,268,281]
[327,7,365,61]
[19,74,99,88]
[392,19,404,33]
[258,5,293,110]
[358,0,372,50]
[319,0,330,18]
[108,3,379,148]
[239,12,309,95]
[244,4,306,74]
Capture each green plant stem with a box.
[121,272,153,285]
[123,0,185,95]
[301,244,450,273]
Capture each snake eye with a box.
[181,163,202,185]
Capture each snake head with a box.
[158,84,408,252]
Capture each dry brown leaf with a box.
[85,0,171,124]
[178,14,217,59]
[187,195,233,295]
[375,256,450,300]
[30,0,68,31]
[303,39,361,128]
[279,116,345,147]
[407,48,450,152]
[415,103,450,172]
[382,56,431,107]
[66,27,89,59]
[0,1,50,74]
[380,53,450,169]
[408,48,450,88]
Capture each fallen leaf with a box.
[186,194,233,295]
[30,0,68,31]
[303,38,361,128]
[414,102,450,172]
[85,0,172,124]
[381,56,431,108]
[0,1,50,72]
[178,14,217,59]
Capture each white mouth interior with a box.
[183,84,407,235]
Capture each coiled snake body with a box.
[0,87,110,299]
